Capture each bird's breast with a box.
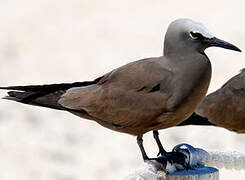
[156,56,212,129]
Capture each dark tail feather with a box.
[0,76,103,92]
[0,76,103,111]
[3,91,36,102]
[177,112,216,126]
[3,90,66,110]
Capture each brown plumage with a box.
[193,69,245,133]
[0,19,241,166]
[59,56,211,135]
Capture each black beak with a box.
[206,37,241,52]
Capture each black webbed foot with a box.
[145,144,209,173]
[145,151,187,173]
[137,134,208,173]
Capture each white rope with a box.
[205,150,245,170]
[122,150,245,180]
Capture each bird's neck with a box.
[163,38,205,57]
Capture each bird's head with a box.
[164,19,241,56]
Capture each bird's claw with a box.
[145,151,187,173]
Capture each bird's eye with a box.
[189,32,204,40]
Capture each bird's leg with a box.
[137,135,149,161]
[153,130,167,156]
[137,134,187,171]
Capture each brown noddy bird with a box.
[180,69,245,133]
[0,19,241,165]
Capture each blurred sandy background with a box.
[0,0,244,179]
